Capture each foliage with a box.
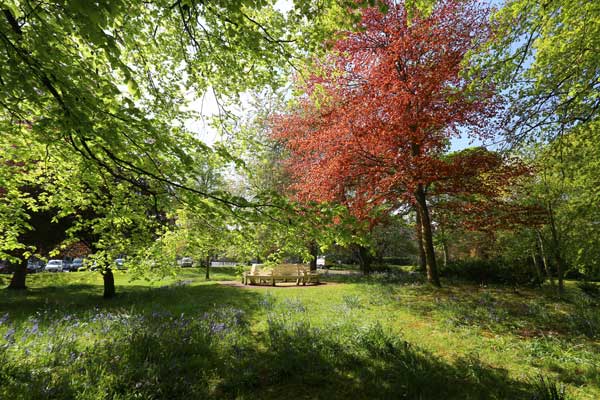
[273,0,496,217]
[272,0,535,286]
[577,281,600,299]
[534,123,600,278]
[0,0,376,288]
[481,0,600,144]
[530,375,570,400]
[440,258,539,287]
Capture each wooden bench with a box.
[243,264,320,286]
[299,264,321,285]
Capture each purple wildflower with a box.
[4,328,15,341]
[210,322,226,334]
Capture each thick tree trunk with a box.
[102,268,116,299]
[309,241,318,271]
[415,210,427,274]
[414,185,441,287]
[356,245,372,275]
[8,259,27,290]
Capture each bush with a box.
[381,256,415,266]
[441,258,540,286]
[577,281,600,299]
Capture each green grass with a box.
[1,268,598,399]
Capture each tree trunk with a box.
[415,185,441,287]
[102,268,116,299]
[415,210,427,274]
[356,245,372,275]
[442,242,449,269]
[8,258,27,290]
[531,249,544,284]
[537,230,554,287]
[439,221,450,268]
[205,255,211,280]
[547,204,565,294]
[309,241,318,271]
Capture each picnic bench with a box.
[243,263,320,286]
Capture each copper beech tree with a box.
[272,0,508,287]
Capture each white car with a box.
[180,257,193,267]
[44,260,64,272]
[114,258,126,270]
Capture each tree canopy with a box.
[0,0,372,291]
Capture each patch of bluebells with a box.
[0,312,8,325]
[173,280,193,287]
[3,327,15,343]
[259,293,276,310]
[441,292,512,328]
[210,322,227,335]
[283,298,306,313]
[210,306,247,329]
[150,310,173,320]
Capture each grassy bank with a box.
[1,269,598,399]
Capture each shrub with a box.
[441,258,540,286]
[577,281,600,299]
[382,256,415,266]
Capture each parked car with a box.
[44,259,63,272]
[180,257,193,267]
[0,261,13,274]
[114,258,126,270]
[70,258,84,271]
[27,259,44,273]
[81,260,99,271]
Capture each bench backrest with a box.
[273,263,305,276]
[250,264,271,275]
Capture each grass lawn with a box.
[1,268,599,399]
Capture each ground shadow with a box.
[1,272,592,399]
[1,279,265,325]
[1,282,543,399]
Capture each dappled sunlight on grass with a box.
[1,269,599,399]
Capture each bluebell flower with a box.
[4,328,15,341]
[210,322,226,334]
[0,313,8,325]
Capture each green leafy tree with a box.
[528,122,600,291]
[482,0,600,144]
[0,1,371,293]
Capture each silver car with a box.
[180,257,193,267]
[44,260,63,272]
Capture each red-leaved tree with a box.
[273,0,500,286]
